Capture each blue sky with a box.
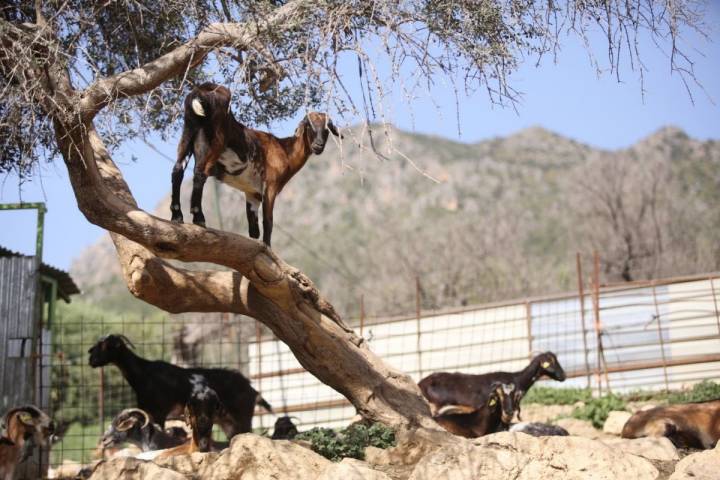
[1,6,719,271]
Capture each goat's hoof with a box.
[171,215,184,223]
[194,221,206,228]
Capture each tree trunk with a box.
[2,7,435,430]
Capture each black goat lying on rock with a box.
[419,352,566,420]
[88,334,271,439]
[101,409,187,452]
[432,382,517,438]
[509,422,569,437]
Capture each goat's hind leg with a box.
[246,194,261,240]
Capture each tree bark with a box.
[1,3,435,429]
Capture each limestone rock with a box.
[603,411,632,435]
[319,458,392,480]
[603,437,679,462]
[154,451,220,476]
[365,426,460,467]
[88,457,186,480]
[409,431,659,480]
[669,446,720,480]
[198,433,332,479]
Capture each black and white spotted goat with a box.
[101,409,187,452]
[88,334,271,439]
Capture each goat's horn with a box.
[3,405,40,428]
[117,335,136,350]
[119,408,150,429]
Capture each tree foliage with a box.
[0,0,709,428]
[0,0,707,178]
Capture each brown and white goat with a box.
[0,405,55,480]
[419,352,565,420]
[621,400,720,449]
[155,374,222,459]
[172,82,341,246]
[432,382,517,438]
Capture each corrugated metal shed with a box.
[0,245,80,301]
[0,255,39,411]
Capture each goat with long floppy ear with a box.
[0,405,55,479]
[171,82,343,246]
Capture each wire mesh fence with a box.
[36,269,720,474]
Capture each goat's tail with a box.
[255,394,273,413]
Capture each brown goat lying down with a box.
[621,400,720,449]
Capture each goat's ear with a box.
[327,120,342,139]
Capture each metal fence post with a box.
[255,321,263,428]
[415,276,423,379]
[525,301,533,360]
[710,276,720,339]
[359,294,365,338]
[592,251,612,395]
[576,253,591,389]
[651,282,671,393]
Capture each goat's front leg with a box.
[262,188,277,247]
[245,193,261,240]
[171,159,187,223]
[190,167,208,227]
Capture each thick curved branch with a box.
[4,2,437,430]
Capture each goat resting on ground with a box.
[419,352,566,420]
[101,409,187,452]
[88,334,271,439]
[432,382,516,438]
[621,400,720,449]
[172,82,341,246]
[0,405,55,480]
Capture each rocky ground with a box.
[56,404,718,480]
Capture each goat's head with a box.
[535,352,566,381]
[271,416,300,440]
[489,382,517,424]
[186,374,223,452]
[2,405,55,449]
[299,112,341,155]
[88,334,135,367]
[101,408,150,448]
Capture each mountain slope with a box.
[70,125,720,318]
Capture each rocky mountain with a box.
[70,125,720,319]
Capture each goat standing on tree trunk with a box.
[171,82,341,246]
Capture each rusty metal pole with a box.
[415,276,423,378]
[651,282,671,393]
[359,294,365,338]
[710,277,720,339]
[576,253,592,389]
[592,251,612,395]
[525,301,533,361]
[99,367,105,447]
[255,321,263,428]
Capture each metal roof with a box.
[0,245,80,302]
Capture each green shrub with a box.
[571,394,626,429]
[667,380,720,404]
[295,423,395,461]
[522,387,592,406]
